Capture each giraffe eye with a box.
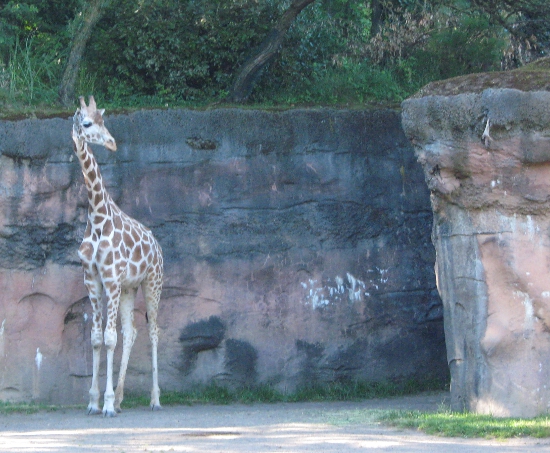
[83,121,93,128]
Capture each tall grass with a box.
[2,35,61,108]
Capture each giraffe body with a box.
[72,96,163,417]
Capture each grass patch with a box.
[286,379,434,402]
[0,400,64,415]
[0,377,446,415]
[123,385,280,408]
[121,377,448,408]
[377,409,550,439]
[3,388,550,440]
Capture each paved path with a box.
[1,392,549,452]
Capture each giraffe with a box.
[71,96,163,417]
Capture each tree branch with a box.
[58,0,110,107]
[227,0,317,103]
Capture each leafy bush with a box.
[0,0,72,106]
[83,0,377,105]
[408,14,507,84]
[256,60,405,105]
[250,1,372,103]
[363,8,508,96]
[85,0,277,103]
[0,0,517,111]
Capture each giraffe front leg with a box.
[102,283,121,417]
[114,288,138,413]
[84,273,103,416]
[87,329,103,415]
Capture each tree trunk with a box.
[228,0,317,103]
[58,0,109,107]
[370,0,384,37]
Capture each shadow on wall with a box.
[179,316,258,389]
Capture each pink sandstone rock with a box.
[402,80,550,417]
[0,109,446,405]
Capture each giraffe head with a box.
[72,96,117,151]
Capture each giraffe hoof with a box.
[115,407,122,414]
[86,406,102,416]
[102,409,117,418]
[150,404,162,411]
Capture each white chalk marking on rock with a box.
[516,291,535,338]
[346,272,366,302]
[302,273,368,308]
[35,348,43,371]
[335,276,344,294]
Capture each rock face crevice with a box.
[403,87,550,417]
[0,108,446,404]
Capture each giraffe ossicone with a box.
[72,95,164,417]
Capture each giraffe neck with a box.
[74,138,113,217]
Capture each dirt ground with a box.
[1,391,550,452]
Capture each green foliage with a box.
[85,0,277,103]
[5,34,62,104]
[251,0,373,104]
[0,0,75,64]
[78,0,378,105]
[259,60,405,105]
[0,0,528,112]
[288,377,447,402]
[288,381,399,402]
[379,409,550,438]
[405,14,507,85]
[0,0,73,107]
[0,1,40,64]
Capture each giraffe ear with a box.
[99,109,105,116]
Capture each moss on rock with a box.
[411,57,550,98]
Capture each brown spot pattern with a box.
[123,231,134,248]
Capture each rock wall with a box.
[402,88,550,417]
[0,108,446,405]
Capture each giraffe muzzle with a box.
[105,138,117,151]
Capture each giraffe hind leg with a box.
[102,282,122,417]
[142,278,162,410]
[114,287,138,413]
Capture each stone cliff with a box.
[0,108,446,404]
[402,57,550,417]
